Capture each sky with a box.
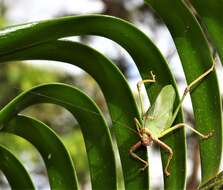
[3,0,105,75]
[5,0,104,23]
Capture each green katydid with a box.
[129,62,215,176]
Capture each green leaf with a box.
[198,170,223,190]
[145,0,222,186]
[0,144,35,190]
[191,0,223,65]
[2,115,79,190]
[0,15,185,189]
[0,83,117,190]
[0,40,144,189]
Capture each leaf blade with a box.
[191,0,223,65]
[0,40,145,189]
[0,15,185,189]
[0,144,35,190]
[2,115,79,190]
[0,83,117,190]
[145,0,222,185]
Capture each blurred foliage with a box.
[6,63,59,91]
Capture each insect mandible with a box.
[129,62,215,176]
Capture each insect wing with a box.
[144,85,176,136]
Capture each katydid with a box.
[129,63,215,176]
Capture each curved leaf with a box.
[0,15,185,189]
[0,83,117,190]
[0,144,35,190]
[2,115,79,190]
[0,40,145,189]
[190,0,223,65]
[145,0,222,185]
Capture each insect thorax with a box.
[140,128,153,146]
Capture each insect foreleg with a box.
[129,141,148,171]
[153,138,173,176]
[158,123,212,139]
[137,71,156,117]
[170,62,216,125]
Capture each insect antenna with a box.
[112,122,138,135]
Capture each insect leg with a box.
[153,138,173,176]
[129,141,148,171]
[170,62,216,124]
[158,123,212,139]
[134,117,142,133]
[137,71,156,117]
[184,61,215,96]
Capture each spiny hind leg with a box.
[153,138,173,176]
[170,62,216,124]
[183,61,215,97]
[137,71,156,116]
[129,141,148,171]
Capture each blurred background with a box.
[0,0,222,189]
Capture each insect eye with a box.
[147,133,152,138]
